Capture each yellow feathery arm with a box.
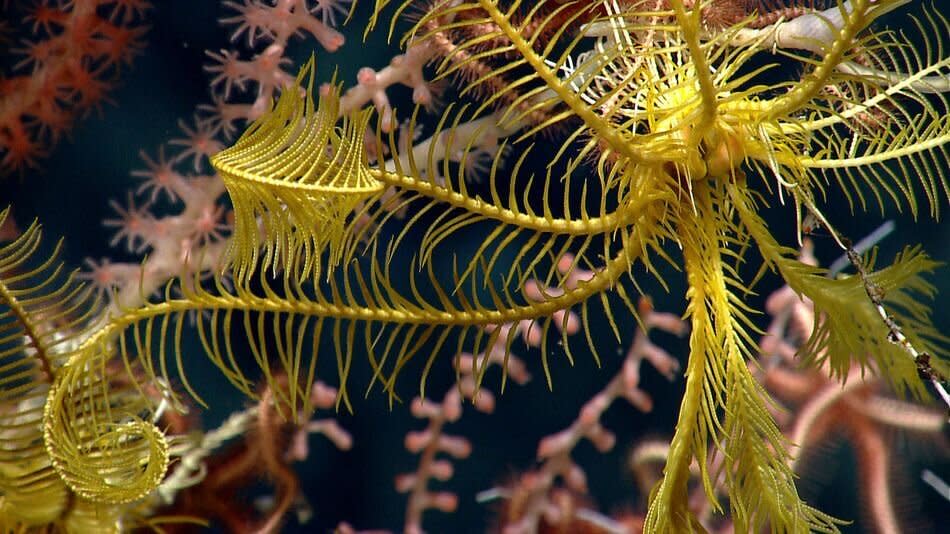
[41,214,657,504]
[213,60,668,293]
[727,182,944,395]
[796,6,950,217]
[645,184,728,532]
[799,131,950,168]
[211,59,384,284]
[0,208,162,528]
[369,166,663,235]
[765,0,897,120]
[644,183,840,533]
[473,0,656,164]
[0,211,75,525]
[790,56,950,134]
[667,0,717,142]
[58,232,644,336]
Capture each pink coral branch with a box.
[497,297,684,534]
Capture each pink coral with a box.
[0,0,150,174]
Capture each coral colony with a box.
[1,1,949,532]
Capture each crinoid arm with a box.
[0,207,165,529]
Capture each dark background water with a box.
[1,1,948,532]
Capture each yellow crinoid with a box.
[209,0,949,530]
[31,0,949,531]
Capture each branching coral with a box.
[155,375,352,533]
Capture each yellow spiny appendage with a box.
[211,58,383,284]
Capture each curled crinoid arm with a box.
[0,208,173,524]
